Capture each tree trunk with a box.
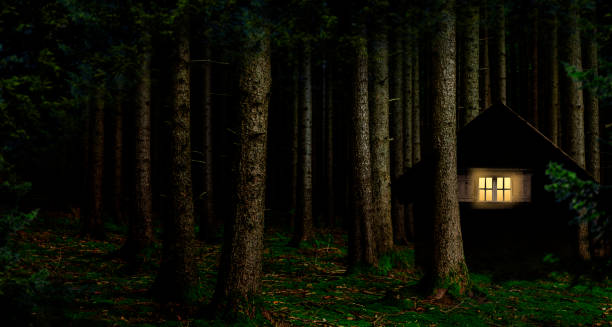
[541,11,560,144]
[324,60,335,227]
[413,42,421,165]
[390,31,407,246]
[369,29,393,256]
[527,8,539,128]
[290,66,299,229]
[291,45,314,246]
[479,5,492,110]
[349,32,377,267]
[152,18,198,303]
[490,0,507,104]
[560,1,589,261]
[459,2,479,127]
[583,24,600,183]
[583,10,601,259]
[112,94,124,223]
[403,34,414,172]
[121,41,154,263]
[430,0,470,297]
[83,86,105,239]
[201,44,216,241]
[212,34,271,316]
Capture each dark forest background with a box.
[1,0,611,325]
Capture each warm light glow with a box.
[504,190,512,202]
[478,176,512,202]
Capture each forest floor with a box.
[2,213,611,326]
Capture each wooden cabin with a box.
[399,102,594,276]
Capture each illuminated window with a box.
[478,177,511,202]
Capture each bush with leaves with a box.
[545,161,610,256]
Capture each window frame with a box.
[478,176,512,202]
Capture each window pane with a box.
[486,190,492,201]
[486,177,492,189]
[479,177,485,189]
[479,190,485,201]
[497,177,504,189]
[504,190,512,202]
[505,177,511,189]
[497,190,503,202]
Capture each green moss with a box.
[432,262,472,298]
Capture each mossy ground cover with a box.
[2,213,610,326]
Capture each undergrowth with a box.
[2,214,610,326]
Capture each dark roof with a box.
[403,102,592,180]
[456,102,592,180]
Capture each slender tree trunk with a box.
[479,6,492,110]
[583,24,600,183]
[583,10,601,259]
[403,32,415,241]
[390,31,407,245]
[121,42,154,263]
[83,86,105,239]
[213,35,271,315]
[152,18,198,303]
[560,1,589,261]
[349,31,377,267]
[113,94,124,223]
[291,46,314,246]
[527,8,539,128]
[541,11,560,144]
[324,61,335,226]
[290,66,299,229]
[460,2,479,127]
[370,29,393,256]
[430,0,470,298]
[403,34,414,173]
[490,0,507,104]
[201,44,216,241]
[413,42,421,165]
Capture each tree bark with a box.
[390,31,407,245]
[403,34,414,172]
[403,31,415,241]
[490,0,507,104]
[291,45,314,246]
[83,86,105,239]
[324,60,335,226]
[152,17,198,303]
[121,41,154,263]
[583,8,601,258]
[413,42,421,165]
[213,35,271,316]
[369,29,393,256]
[349,32,377,267]
[541,11,560,144]
[560,0,589,261]
[479,5,492,111]
[200,44,216,241]
[290,66,299,229]
[430,0,470,297]
[112,93,124,223]
[459,2,479,127]
[583,22,600,183]
[527,8,539,128]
